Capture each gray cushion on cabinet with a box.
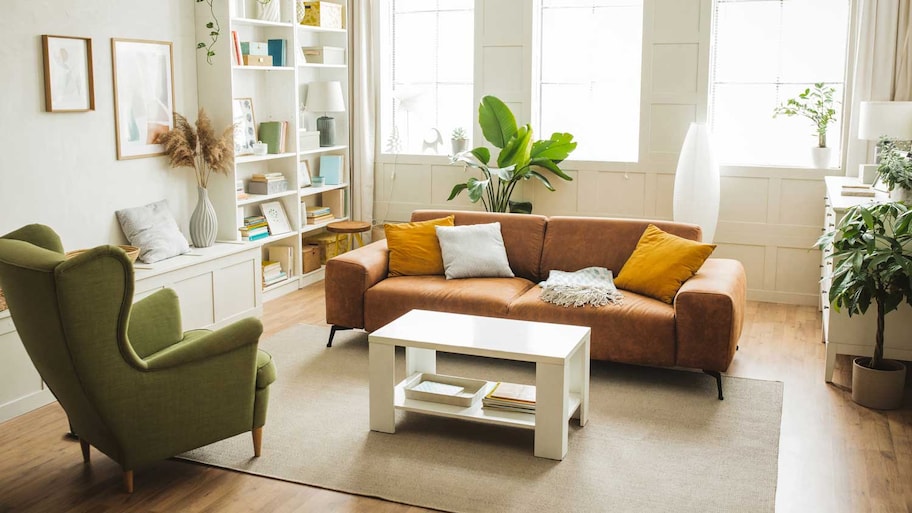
[116,200,190,264]
[435,222,515,280]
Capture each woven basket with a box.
[65,245,140,263]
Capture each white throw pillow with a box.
[435,222,514,280]
[115,200,190,264]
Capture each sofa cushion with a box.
[411,210,547,282]
[541,216,702,277]
[363,276,535,332]
[436,222,514,279]
[384,215,455,277]
[508,286,676,367]
[615,224,715,304]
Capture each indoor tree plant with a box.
[773,82,837,168]
[875,137,912,202]
[817,201,912,409]
[448,96,576,214]
[156,109,234,248]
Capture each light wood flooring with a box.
[0,283,909,512]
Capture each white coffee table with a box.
[368,309,590,460]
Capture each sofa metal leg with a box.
[327,325,353,348]
[703,370,724,400]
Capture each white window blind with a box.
[537,0,644,162]
[378,0,474,155]
[710,0,850,167]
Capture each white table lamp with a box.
[857,101,912,183]
[305,81,346,147]
[673,123,720,244]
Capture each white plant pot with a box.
[451,138,468,155]
[851,357,906,410]
[811,147,833,169]
[889,187,912,203]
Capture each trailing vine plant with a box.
[196,0,220,65]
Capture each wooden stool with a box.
[326,221,372,255]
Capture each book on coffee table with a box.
[483,382,536,412]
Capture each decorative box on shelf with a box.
[301,46,345,65]
[302,244,321,273]
[403,373,488,407]
[243,54,273,67]
[303,232,347,263]
[301,1,344,28]
[300,130,321,150]
[247,179,288,195]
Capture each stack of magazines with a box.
[482,382,536,413]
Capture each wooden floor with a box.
[0,283,909,512]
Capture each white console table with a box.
[821,176,912,382]
[0,242,262,423]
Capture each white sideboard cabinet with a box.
[0,243,262,423]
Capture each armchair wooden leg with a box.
[252,427,263,457]
[123,470,134,493]
[79,438,90,463]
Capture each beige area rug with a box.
[180,324,783,513]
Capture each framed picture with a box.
[111,38,174,160]
[260,201,292,235]
[42,35,95,112]
[232,98,257,155]
[298,161,312,187]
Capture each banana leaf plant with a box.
[816,201,912,370]
[448,96,577,213]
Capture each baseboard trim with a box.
[0,389,55,424]
[747,290,818,306]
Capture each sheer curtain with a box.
[845,0,912,173]
[349,0,377,239]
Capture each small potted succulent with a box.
[876,137,912,202]
[451,127,468,155]
[773,82,837,168]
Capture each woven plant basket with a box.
[65,245,140,263]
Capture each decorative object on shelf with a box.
[311,176,325,186]
[255,0,280,22]
[300,130,321,150]
[298,161,312,187]
[296,1,307,23]
[305,81,346,147]
[243,54,273,66]
[41,35,95,112]
[232,98,256,155]
[450,127,468,155]
[258,121,288,154]
[156,109,234,248]
[875,138,912,202]
[816,201,912,409]
[260,201,293,235]
[252,141,268,156]
[196,0,220,65]
[773,82,838,168]
[301,1,344,28]
[319,154,343,185]
[300,46,345,65]
[111,38,174,160]
[673,123,720,243]
[858,101,912,184]
[448,95,576,213]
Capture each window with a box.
[378,0,474,155]
[710,0,850,167]
[536,0,644,162]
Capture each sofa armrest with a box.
[325,239,389,329]
[673,258,746,372]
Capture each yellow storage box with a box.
[304,232,349,263]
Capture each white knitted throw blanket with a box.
[539,266,623,307]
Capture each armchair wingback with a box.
[0,224,276,492]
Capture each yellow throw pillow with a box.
[384,215,455,276]
[615,224,716,304]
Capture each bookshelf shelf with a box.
[301,215,350,235]
[298,144,347,156]
[236,152,297,164]
[297,25,346,34]
[237,189,298,206]
[232,17,294,28]
[263,274,299,292]
[297,63,346,69]
[232,65,295,72]
[299,182,348,198]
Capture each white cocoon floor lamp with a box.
[305,81,346,147]
[673,123,720,243]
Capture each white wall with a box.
[0,1,199,249]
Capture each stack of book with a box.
[305,206,334,225]
[236,180,248,200]
[262,260,287,287]
[248,173,288,195]
[482,382,536,414]
[240,215,269,241]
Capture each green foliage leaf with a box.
[478,96,517,149]
[508,201,533,214]
[467,177,488,203]
[471,146,491,165]
[529,170,556,191]
[531,133,577,163]
[447,183,468,201]
[497,124,533,169]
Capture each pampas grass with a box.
[157,109,234,188]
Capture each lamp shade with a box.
[857,101,912,140]
[673,123,720,244]
[305,81,346,113]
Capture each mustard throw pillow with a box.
[614,224,716,304]
[384,215,455,276]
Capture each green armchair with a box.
[0,224,276,492]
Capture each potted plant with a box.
[451,127,468,155]
[773,82,837,168]
[448,96,576,214]
[876,137,912,202]
[817,201,912,409]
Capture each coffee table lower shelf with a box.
[393,376,582,430]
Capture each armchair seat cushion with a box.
[256,350,276,389]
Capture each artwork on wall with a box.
[111,38,175,160]
[232,98,257,156]
[260,201,292,235]
[41,35,95,112]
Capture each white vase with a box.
[256,0,280,22]
[189,186,218,248]
[811,147,832,169]
[673,123,720,243]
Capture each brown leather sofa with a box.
[325,210,746,399]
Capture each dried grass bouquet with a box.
[156,109,234,188]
